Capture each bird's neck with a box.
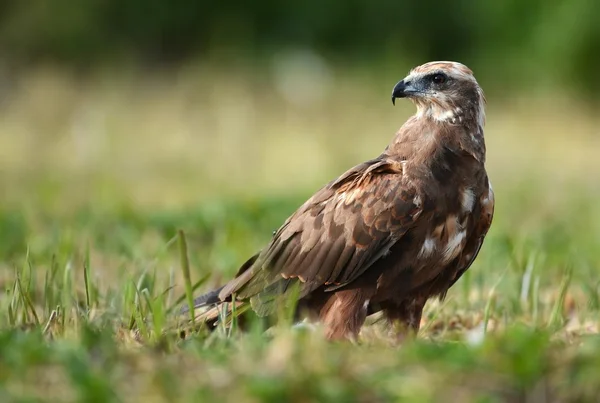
[414,101,484,130]
[387,111,486,164]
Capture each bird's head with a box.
[391,61,486,126]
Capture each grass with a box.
[1,64,600,402]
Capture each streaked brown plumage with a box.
[185,61,495,340]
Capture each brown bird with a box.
[186,61,495,340]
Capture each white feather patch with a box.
[461,188,475,212]
[443,230,467,262]
[482,180,494,207]
[434,108,456,122]
[418,237,436,258]
[413,194,422,207]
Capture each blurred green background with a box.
[1,0,600,96]
[1,0,600,207]
[1,2,600,402]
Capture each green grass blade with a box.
[83,244,92,314]
[548,265,573,330]
[178,230,195,327]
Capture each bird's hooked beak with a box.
[391,79,417,105]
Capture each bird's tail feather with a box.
[180,285,250,330]
[180,285,227,314]
[179,253,260,320]
[191,301,250,329]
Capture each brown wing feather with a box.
[218,156,421,313]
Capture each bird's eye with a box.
[431,74,447,84]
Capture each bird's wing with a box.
[218,156,424,315]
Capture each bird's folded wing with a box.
[218,156,423,311]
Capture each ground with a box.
[1,66,600,402]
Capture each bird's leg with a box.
[382,298,426,343]
[319,288,374,341]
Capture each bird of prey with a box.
[185,61,494,340]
